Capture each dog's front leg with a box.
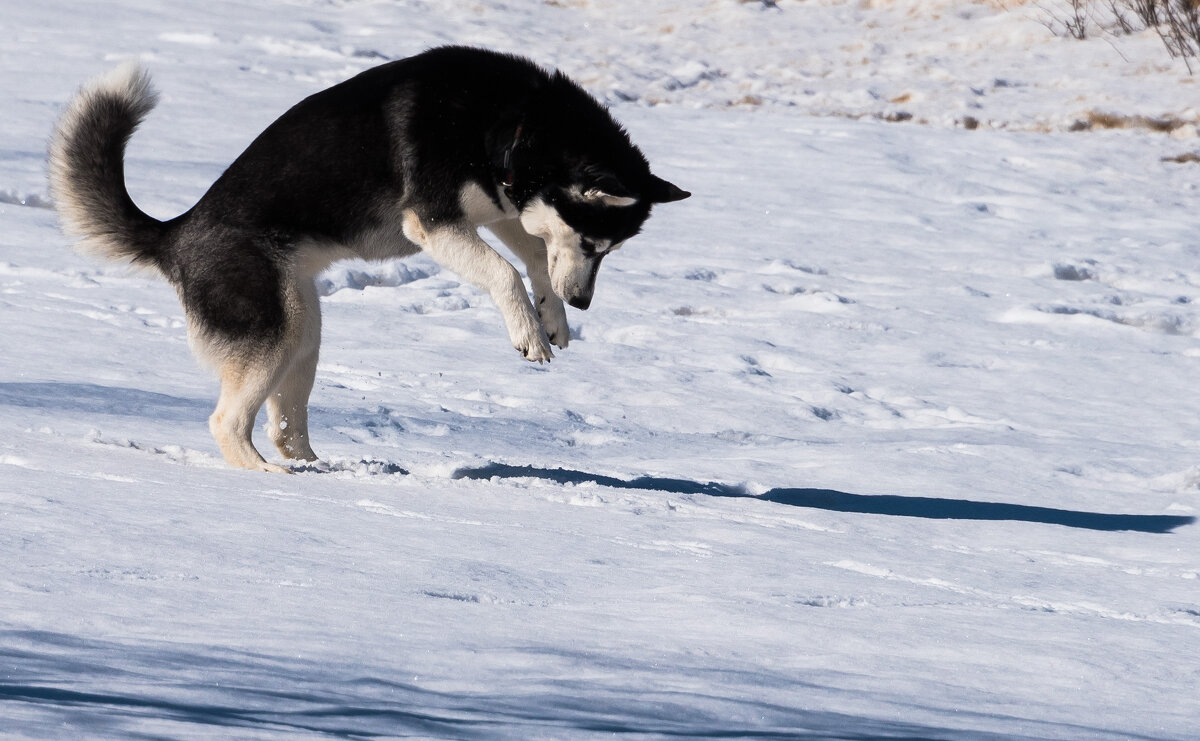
[403,211,553,362]
[486,219,570,349]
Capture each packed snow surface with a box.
[2,0,1199,738]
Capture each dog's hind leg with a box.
[208,351,294,474]
[266,278,321,461]
[196,275,318,473]
[266,348,319,461]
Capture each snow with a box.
[3,0,1200,738]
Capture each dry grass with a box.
[1085,110,1190,131]
[1162,151,1200,162]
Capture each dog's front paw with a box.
[537,293,570,349]
[517,331,555,363]
[505,296,554,363]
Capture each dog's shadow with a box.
[453,462,1195,534]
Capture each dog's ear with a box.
[577,172,638,207]
[646,174,691,203]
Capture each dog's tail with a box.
[48,62,168,272]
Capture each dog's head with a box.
[496,67,691,309]
[518,168,689,310]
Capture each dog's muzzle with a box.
[564,254,605,311]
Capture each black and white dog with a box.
[49,46,689,473]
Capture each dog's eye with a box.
[581,239,608,256]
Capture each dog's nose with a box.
[568,294,592,311]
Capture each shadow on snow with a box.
[0,630,1129,741]
[453,463,1195,534]
[0,382,209,422]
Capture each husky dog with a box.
[49,46,689,473]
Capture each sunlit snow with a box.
[2,1,1198,738]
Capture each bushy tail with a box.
[48,62,167,271]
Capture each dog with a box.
[48,46,689,473]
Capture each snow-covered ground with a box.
[3,0,1199,738]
